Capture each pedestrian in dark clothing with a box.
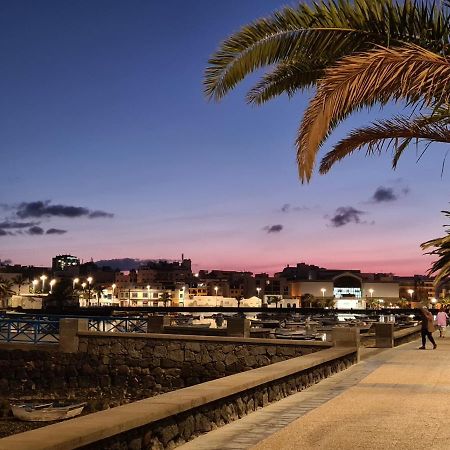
[419,306,437,350]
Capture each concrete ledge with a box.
[394,325,421,340]
[77,330,332,348]
[0,343,58,352]
[0,346,355,450]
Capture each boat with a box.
[11,402,86,422]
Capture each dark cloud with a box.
[0,221,39,229]
[330,207,366,227]
[0,229,8,236]
[88,210,114,219]
[46,228,67,235]
[264,224,283,233]
[27,226,44,235]
[371,187,397,203]
[280,203,310,213]
[16,201,113,219]
[0,259,12,265]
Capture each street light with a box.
[407,289,414,301]
[49,279,56,294]
[40,275,47,292]
[32,279,38,293]
[369,289,374,298]
[73,278,79,290]
[321,288,326,298]
[87,277,93,305]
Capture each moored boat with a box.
[11,402,86,422]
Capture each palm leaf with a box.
[319,115,450,174]
[204,0,450,101]
[421,210,450,285]
[298,44,450,181]
[246,60,324,105]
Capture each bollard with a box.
[147,315,170,333]
[375,323,394,348]
[332,327,360,362]
[59,318,88,353]
[227,318,251,337]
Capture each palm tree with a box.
[0,278,15,308]
[205,0,450,180]
[421,210,450,285]
[12,275,24,295]
[161,291,172,307]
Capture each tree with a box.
[12,275,24,295]
[161,292,172,307]
[44,278,78,312]
[205,0,450,181]
[300,293,315,308]
[235,295,243,308]
[421,210,450,285]
[0,278,15,308]
[269,295,281,308]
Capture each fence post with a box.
[332,327,360,362]
[147,315,170,333]
[59,318,88,353]
[227,317,251,337]
[375,323,394,348]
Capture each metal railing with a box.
[87,317,147,333]
[0,318,59,344]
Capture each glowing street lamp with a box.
[407,289,414,301]
[369,289,374,298]
[112,283,116,299]
[73,278,79,290]
[49,279,56,294]
[40,275,47,292]
[321,288,326,298]
[87,277,93,304]
[32,279,38,293]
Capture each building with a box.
[52,255,80,274]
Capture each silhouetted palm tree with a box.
[0,279,15,308]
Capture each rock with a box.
[179,415,195,440]
[159,422,178,445]
[224,354,238,366]
[185,342,201,352]
[129,438,143,450]
[195,413,212,432]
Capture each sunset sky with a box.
[1,0,448,275]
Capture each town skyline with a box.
[1,0,448,277]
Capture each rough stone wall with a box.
[0,336,325,412]
[80,353,357,450]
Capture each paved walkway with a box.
[179,338,450,450]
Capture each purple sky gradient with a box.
[0,1,448,275]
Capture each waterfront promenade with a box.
[180,337,450,450]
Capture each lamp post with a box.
[87,277,93,305]
[214,286,218,306]
[407,289,414,302]
[321,288,326,298]
[256,287,261,306]
[40,275,47,293]
[112,283,116,301]
[369,289,374,298]
[73,278,79,290]
[49,279,56,294]
[32,279,38,294]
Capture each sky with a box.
[0,0,448,275]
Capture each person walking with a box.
[436,307,449,338]
[419,306,437,350]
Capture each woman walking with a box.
[419,306,437,350]
[436,307,449,338]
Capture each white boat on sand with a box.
[11,402,86,422]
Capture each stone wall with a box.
[80,352,357,450]
[0,333,327,412]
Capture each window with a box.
[143,292,148,298]
[153,293,159,299]
[132,293,138,298]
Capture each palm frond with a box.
[246,60,324,105]
[319,115,450,174]
[204,0,450,101]
[421,210,450,285]
[298,44,450,181]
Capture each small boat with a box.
[11,402,86,422]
